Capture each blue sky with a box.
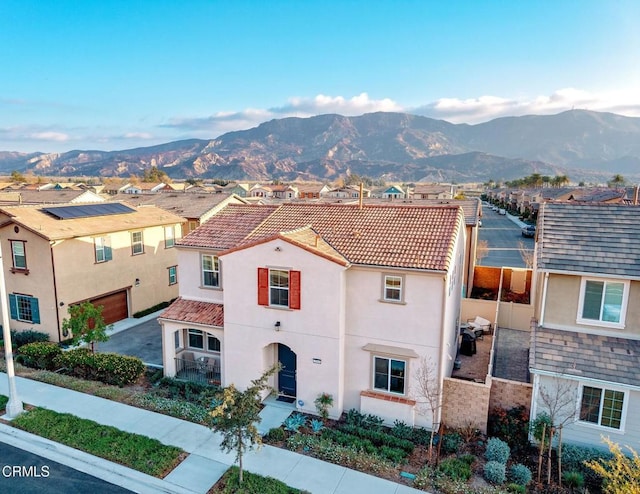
[2,0,640,153]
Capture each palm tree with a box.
[609,174,625,188]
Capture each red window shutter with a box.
[290,270,301,309]
[258,268,269,306]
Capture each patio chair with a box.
[467,316,491,339]
[182,351,198,372]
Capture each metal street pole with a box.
[0,241,23,417]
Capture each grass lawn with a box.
[12,407,184,477]
[211,466,308,494]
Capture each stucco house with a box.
[529,203,640,449]
[159,202,466,427]
[0,202,184,342]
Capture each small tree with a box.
[518,240,534,269]
[414,356,443,461]
[61,302,110,352]
[476,239,489,265]
[314,392,333,421]
[586,436,640,494]
[209,364,280,484]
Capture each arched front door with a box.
[278,344,297,399]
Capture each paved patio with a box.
[492,327,530,383]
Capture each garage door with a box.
[90,290,128,324]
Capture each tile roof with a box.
[160,298,224,327]
[184,203,464,271]
[537,203,640,278]
[0,203,185,240]
[177,204,280,250]
[360,198,481,226]
[113,192,242,219]
[530,327,640,388]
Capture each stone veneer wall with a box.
[489,377,533,413]
[441,377,491,433]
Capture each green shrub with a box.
[562,443,612,487]
[284,413,306,433]
[391,420,413,440]
[266,427,286,442]
[530,412,553,445]
[0,395,7,411]
[459,453,476,465]
[562,470,585,489]
[131,394,209,423]
[411,426,431,446]
[508,463,532,486]
[156,377,219,405]
[437,457,472,481]
[485,437,511,464]
[218,466,304,493]
[484,460,506,484]
[17,342,62,370]
[54,349,144,386]
[10,329,50,348]
[338,423,414,453]
[506,483,526,493]
[342,409,384,430]
[441,432,463,454]
[12,408,182,477]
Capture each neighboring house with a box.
[122,182,171,194]
[381,185,407,199]
[159,203,466,427]
[530,203,640,449]
[297,183,330,199]
[270,184,298,199]
[0,202,184,342]
[249,184,273,198]
[0,189,105,205]
[113,192,246,236]
[226,183,250,197]
[324,185,371,199]
[103,182,131,195]
[409,184,454,200]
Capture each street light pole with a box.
[0,241,23,417]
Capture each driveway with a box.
[95,317,163,367]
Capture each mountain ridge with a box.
[2,110,639,182]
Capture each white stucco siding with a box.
[532,374,640,451]
[175,247,224,304]
[220,238,347,417]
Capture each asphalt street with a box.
[0,442,132,494]
[478,207,535,268]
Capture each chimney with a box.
[359,182,364,210]
[634,185,639,205]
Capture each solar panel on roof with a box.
[42,203,135,220]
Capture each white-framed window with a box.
[131,231,144,255]
[577,278,629,327]
[94,236,112,263]
[9,293,40,324]
[10,240,27,270]
[373,356,406,394]
[164,226,175,248]
[270,269,289,307]
[579,384,626,430]
[187,328,221,352]
[382,274,404,302]
[202,254,220,288]
[168,265,177,285]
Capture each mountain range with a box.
[2,110,640,183]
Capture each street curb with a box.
[0,424,197,494]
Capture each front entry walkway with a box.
[257,398,295,436]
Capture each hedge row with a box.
[18,344,144,386]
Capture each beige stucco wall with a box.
[543,274,640,336]
[1,227,58,340]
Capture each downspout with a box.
[50,241,63,342]
[436,270,448,431]
[539,272,549,326]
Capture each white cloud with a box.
[413,87,640,123]
[29,131,69,142]
[123,132,153,139]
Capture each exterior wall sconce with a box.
[274,321,281,331]
[275,246,282,252]
[135,278,141,286]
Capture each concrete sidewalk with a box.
[0,373,424,494]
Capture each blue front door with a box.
[278,344,296,397]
